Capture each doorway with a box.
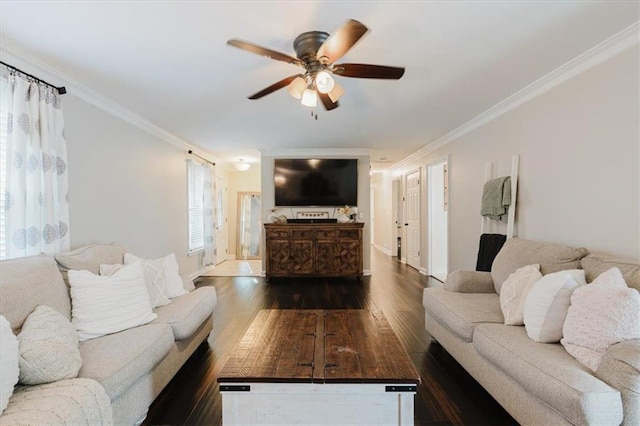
[428,160,448,281]
[236,192,261,260]
[405,169,421,270]
[391,177,402,258]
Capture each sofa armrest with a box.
[596,339,640,425]
[181,274,196,292]
[443,271,495,293]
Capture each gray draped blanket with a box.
[481,176,511,223]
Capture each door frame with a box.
[426,156,449,281]
[391,177,402,258]
[404,167,421,271]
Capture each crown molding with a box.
[260,148,370,157]
[387,21,640,175]
[0,41,217,163]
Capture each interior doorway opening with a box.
[391,177,403,259]
[427,160,448,281]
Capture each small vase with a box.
[337,214,350,223]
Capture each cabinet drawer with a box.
[338,230,360,239]
[316,230,338,239]
[292,230,314,239]
[267,230,290,239]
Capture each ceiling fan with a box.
[227,19,405,111]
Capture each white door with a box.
[215,173,228,264]
[428,161,448,281]
[405,170,421,270]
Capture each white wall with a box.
[63,95,205,276]
[374,45,639,274]
[226,169,261,259]
[428,162,448,275]
[261,152,372,273]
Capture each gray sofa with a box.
[0,243,217,425]
[423,238,639,425]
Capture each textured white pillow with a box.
[561,267,640,371]
[124,253,171,307]
[523,269,586,342]
[18,305,82,385]
[500,264,542,325]
[0,315,19,415]
[69,262,157,341]
[163,253,188,298]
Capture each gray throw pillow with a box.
[18,305,82,385]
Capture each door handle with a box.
[404,223,409,226]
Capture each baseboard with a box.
[363,269,372,276]
[372,243,392,256]
[419,267,428,276]
[189,265,214,280]
[227,254,236,260]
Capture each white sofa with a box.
[423,238,639,425]
[0,243,217,425]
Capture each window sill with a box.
[187,248,203,257]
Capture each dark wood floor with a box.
[144,249,516,425]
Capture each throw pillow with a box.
[523,269,585,343]
[0,315,18,415]
[561,267,640,372]
[499,264,542,325]
[163,253,188,298]
[18,305,82,385]
[68,262,157,341]
[124,253,171,307]
[99,263,124,277]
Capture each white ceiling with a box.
[1,1,638,170]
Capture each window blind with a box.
[187,159,205,253]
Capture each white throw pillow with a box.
[124,253,171,307]
[69,262,157,341]
[163,253,188,298]
[18,305,82,385]
[0,315,18,415]
[500,264,542,325]
[99,263,124,277]
[561,267,640,371]
[523,269,585,342]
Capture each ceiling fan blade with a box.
[248,75,301,100]
[317,19,368,64]
[227,39,304,67]
[319,92,339,111]
[332,63,405,79]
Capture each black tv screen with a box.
[274,159,358,207]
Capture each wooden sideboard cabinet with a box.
[264,223,364,278]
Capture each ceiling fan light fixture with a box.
[328,82,345,103]
[286,76,307,99]
[315,70,335,94]
[301,86,318,107]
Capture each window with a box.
[187,160,204,253]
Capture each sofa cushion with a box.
[474,323,623,425]
[596,339,640,426]
[78,323,173,400]
[491,238,588,294]
[423,288,503,342]
[581,254,640,291]
[153,287,217,340]
[55,242,126,284]
[0,378,113,425]
[0,255,71,334]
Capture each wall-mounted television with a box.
[274,159,358,207]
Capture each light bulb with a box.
[301,87,318,107]
[328,82,344,102]
[315,71,335,94]
[287,76,307,99]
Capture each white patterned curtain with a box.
[201,162,216,267]
[2,73,69,259]
[239,195,252,259]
